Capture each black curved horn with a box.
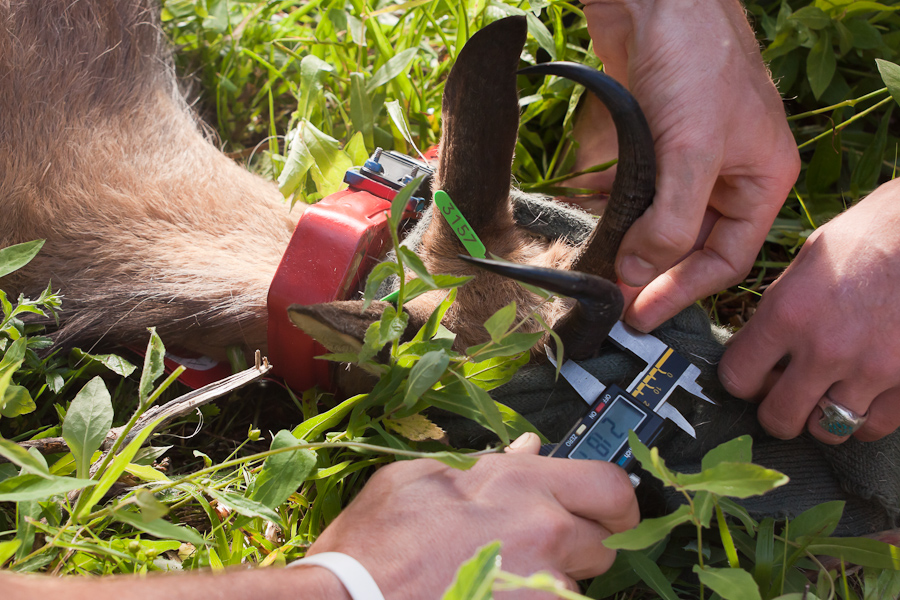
[458,255,623,359]
[519,62,656,282]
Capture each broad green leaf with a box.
[0,240,44,279]
[585,542,667,598]
[62,376,114,479]
[0,336,26,368]
[379,305,409,346]
[786,500,844,541]
[441,541,500,600]
[425,450,478,470]
[424,384,508,445]
[349,72,374,150]
[496,402,546,442]
[0,342,25,405]
[125,463,172,484]
[461,352,529,392]
[789,6,831,29]
[78,414,166,518]
[526,12,557,60]
[412,287,458,343]
[804,536,900,571]
[296,54,334,121]
[362,261,403,309]
[402,274,472,304]
[805,122,843,194]
[250,430,317,509]
[623,550,680,600]
[627,431,678,486]
[0,539,21,567]
[398,246,436,287]
[701,435,752,470]
[303,120,354,198]
[69,349,136,377]
[367,47,418,93]
[845,18,882,49]
[113,509,205,546]
[15,500,39,561]
[716,504,740,568]
[0,473,96,502]
[807,30,836,99]
[278,129,315,198]
[843,1,899,18]
[346,12,365,45]
[207,489,281,523]
[386,99,420,156]
[754,517,776,594]
[719,497,758,531]
[388,176,425,233]
[676,462,789,498]
[454,373,509,445]
[401,351,450,409]
[603,504,692,550]
[465,332,543,362]
[139,328,166,408]
[135,489,169,522]
[692,566,762,600]
[345,131,370,167]
[1,385,35,418]
[0,437,51,478]
[483,303,516,343]
[293,393,368,441]
[877,59,900,108]
[694,491,715,528]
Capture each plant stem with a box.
[787,87,888,121]
[797,96,893,150]
[83,442,494,521]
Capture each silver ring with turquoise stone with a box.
[818,395,868,437]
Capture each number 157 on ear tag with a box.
[434,190,487,259]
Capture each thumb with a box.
[504,432,542,455]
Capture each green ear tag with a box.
[433,190,487,258]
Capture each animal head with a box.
[289,16,657,379]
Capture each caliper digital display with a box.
[569,395,645,461]
[548,383,666,473]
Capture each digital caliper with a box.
[543,322,717,485]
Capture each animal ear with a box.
[287,301,394,356]
[433,16,527,235]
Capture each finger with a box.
[624,178,782,331]
[562,517,618,579]
[718,314,791,401]
[805,381,880,444]
[855,387,900,442]
[755,357,832,439]
[616,146,719,288]
[543,460,640,535]
[505,432,542,454]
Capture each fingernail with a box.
[620,255,657,288]
[508,432,536,449]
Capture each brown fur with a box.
[0,0,298,357]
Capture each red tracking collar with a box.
[267,148,436,391]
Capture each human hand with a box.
[307,432,640,598]
[719,179,900,444]
[575,0,800,331]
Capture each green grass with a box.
[3,1,900,598]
